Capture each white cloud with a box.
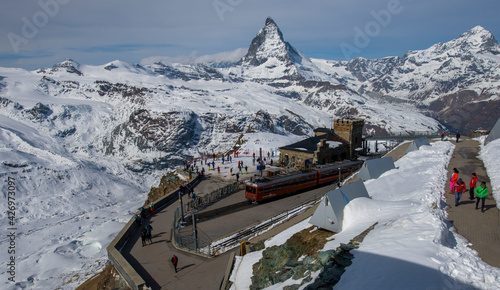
[140,48,247,66]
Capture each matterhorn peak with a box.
[240,17,290,66]
[237,17,336,82]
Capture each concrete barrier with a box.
[220,251,236,290]
[107,176,200,289]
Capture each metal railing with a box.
[183,181,241,214]
[210,193,322,255]
[173,207,214,256]
[365,131,441,140]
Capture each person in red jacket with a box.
[450,168,459,193]
[469,173,478,200]
[171,255,178,273]
[453,178,467,206]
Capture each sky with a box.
[0,0,499,70]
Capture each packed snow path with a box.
[445,138,500,267]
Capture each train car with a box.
[244,170,317,203]
[245,160,364,203]
[315,160,363,185]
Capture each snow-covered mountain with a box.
[313,25,500,132]
[236,17,334,82]
[0,18,444,172]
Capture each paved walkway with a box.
[445,138,500,267]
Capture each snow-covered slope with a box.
[313,25,500,132]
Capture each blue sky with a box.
[0,0,499,70]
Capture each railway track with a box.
[210,199,317,254]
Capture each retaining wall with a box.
[106,176,200,290]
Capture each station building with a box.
[278,117,364,168]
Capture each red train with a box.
[244,160,363,203]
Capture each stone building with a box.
[278,117,364,168]
[333,117,364,153]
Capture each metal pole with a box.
[338,166,342,187]
[193,212,198,252]
[178,189,184,223]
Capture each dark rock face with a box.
[56,126,77,138]
[26,103,53,121]
[105,109,201,155]
[247,110,311,136]
[151,62,226,81]
[0,97,23,110]
[94,81,149,105]
[51,59,83,76]
[428,90,500,132]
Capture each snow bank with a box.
[479,137,500,208]
[229,141,500,290]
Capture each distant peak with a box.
[51,59,83,75]
[265,17,277,27]
[240,17,288,66]
[455,25,499,54]
[466,25,491,35]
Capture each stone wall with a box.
[107,176,200,290]
[314,139,346,164]
[279,149,313,168]
[334,118,364,157]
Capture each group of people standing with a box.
[450,168,489,211]
[140,224,153,246]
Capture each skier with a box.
[456,132,461,143]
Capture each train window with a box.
[283,181,288,188]
[271,185,276,192]
[264,186,270,194]
[246,186,255,194]
[277,183,282,190]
